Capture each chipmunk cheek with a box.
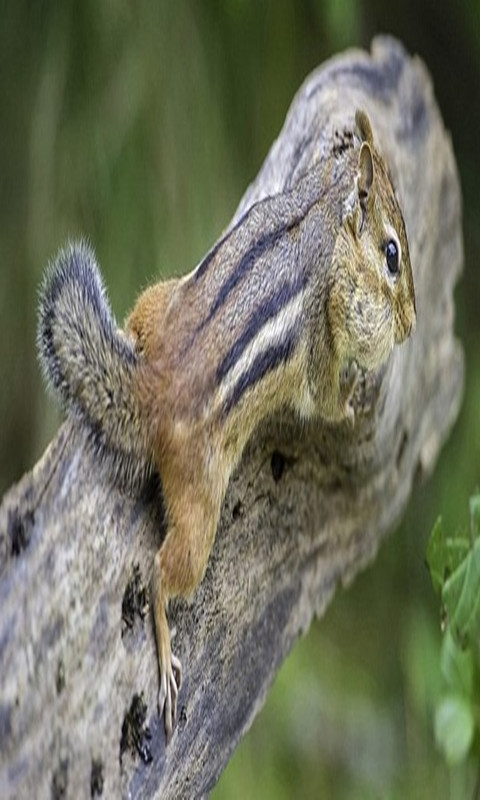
[394,311,410,344]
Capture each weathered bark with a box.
[0,37,463,799]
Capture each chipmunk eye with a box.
[385,239,400,275]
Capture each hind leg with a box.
[152,452,225,740]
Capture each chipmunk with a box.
[38,110,416,741]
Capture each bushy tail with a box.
[38,241,152,488]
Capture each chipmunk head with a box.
[331,109,416,371]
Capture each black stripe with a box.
[193,176,324,344]
[222,326,299,416]
[208,227,286,321]
[192,212,246,283]
[216,268,306,384]
[192,237,224,283]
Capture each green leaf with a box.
[442,537,480,649]
[427,517,444,595]
[426,517,470,596]
[434,695,474,765]
[440,628,474,695]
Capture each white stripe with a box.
[217,290,305,406]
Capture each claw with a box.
[171,652,182,682]
[158,650,182,742]
[345,401,355,427]
[342,359,359,395]
[340,359,359,424]
[171,653,182,723]
[152,556,184,742]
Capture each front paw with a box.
[340,359,359,395]
[344,399,355,427]
[340,360,359,423]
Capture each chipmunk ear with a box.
[355,109,375,208]
[357,141,374,209]
[355,109,374,146]
[344,112,375,233]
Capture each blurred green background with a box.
[1,1,479,797]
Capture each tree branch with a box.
[0,37,464,799]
